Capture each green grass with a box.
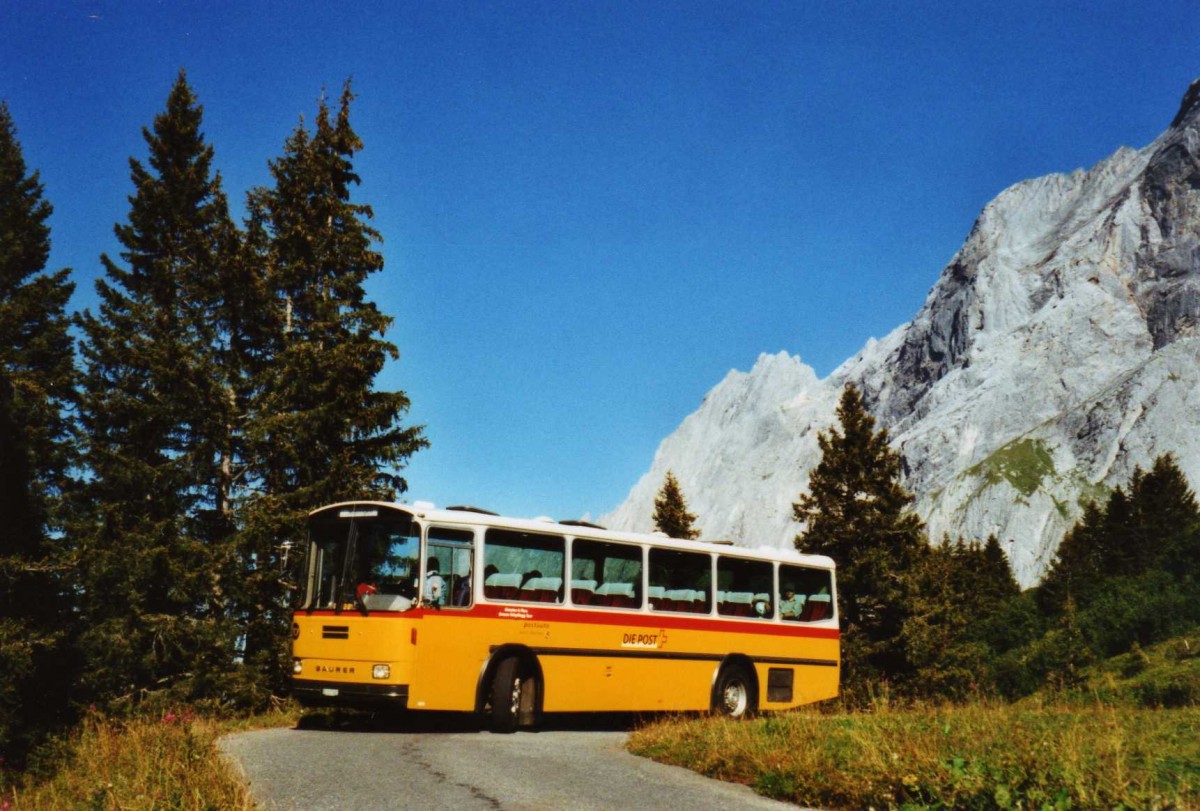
[629,635,1200,809]
[628,701,1200,809]
[628,635,1200,808]
[1,706,298,810]
[1071,633,1200,709]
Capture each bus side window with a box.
[778,563,834,622]
[716,555,773,618]
[483,529,565,604]
[648,548,711,613]
[570,538,642,609]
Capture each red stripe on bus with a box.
[299,605,840,640]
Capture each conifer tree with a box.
[652,470,700,539]
[0,105,75,512]
[0,103,77,759]
[903,535,1022,698]
[900,541,989,698]
[793,384,927,687]
[954,534,1021,625]
[1032,453,1200,663]
[238,83,427,689]
[979,534,1020,605]
[1128,454,1200,576]
[1037,500,1106,615]
[1040,454,1200,619]
[1044,595,1093,690]
[73,73,246,708]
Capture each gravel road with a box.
[219,713,797,810]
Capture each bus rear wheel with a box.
[713,664,756,719]
[490,656,538,733]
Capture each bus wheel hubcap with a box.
[723,680,747,715]
[510,677,523,715]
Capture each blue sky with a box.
[2,1,1197,521]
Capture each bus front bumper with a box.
[292,678,410,708]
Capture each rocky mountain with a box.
[604,79,1200,586]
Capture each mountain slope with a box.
[605,79,1200,586]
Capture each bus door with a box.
[413,526,477,709]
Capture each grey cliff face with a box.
[876,254,977,423]
[607,78,1200,586]
[1138,89,1200,349]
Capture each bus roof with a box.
[309,500,835,570]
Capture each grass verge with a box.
[627,701,1200,809]
[1,706,297,810]
[1074,636,1200,708]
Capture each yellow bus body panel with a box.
[294,603,839,713]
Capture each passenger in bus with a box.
[454,570,472,606]
[778,587,803,620]
[425,557,446,606]
[521,570,542,588]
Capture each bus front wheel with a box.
[713,664,756,719]
[490,656,537,733]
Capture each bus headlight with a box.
[372,664,391,680]
[293,659,303,675]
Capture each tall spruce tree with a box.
[902,536,1021,699]
[793,384,927,688]
[0,103,76,761]
[652,470,700,539]
[900,541,988,699]
[1037,500,1106,615]
[238,83,427,690]
[73,73,246,709]
[1128,454,1200,576]
[978,534,1020,606]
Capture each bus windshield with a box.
[306,513,420,612]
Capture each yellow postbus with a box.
[291,501,839,730]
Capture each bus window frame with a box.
[567,535,645,611]
[481,528,567,605]
[647,547,713,615]
[423,524,476,609]
[716,553,774,620]
[777,561,837,623]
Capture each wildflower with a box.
[163,712,179,724]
